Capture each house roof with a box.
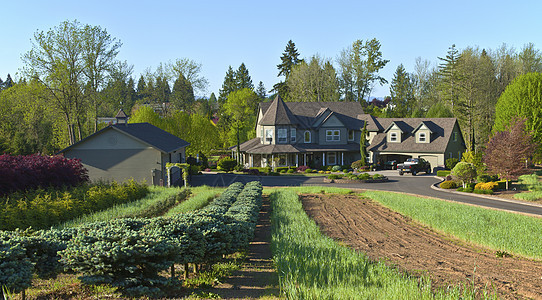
[258,96,300,125]
[368,118,459,153]
[258,99,368,129]
[58,123,190,154]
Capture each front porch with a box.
[240,151,359,169]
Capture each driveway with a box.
[190,172,542,217]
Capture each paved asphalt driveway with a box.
[190,171,542,217]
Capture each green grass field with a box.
[364,190,542,260]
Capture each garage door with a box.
[419,155,438,172]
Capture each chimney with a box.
[115,108,128,125]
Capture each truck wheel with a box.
[412,170,416,176]
[399,171,404,176]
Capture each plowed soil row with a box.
[301,193,542,299]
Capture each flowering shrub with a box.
[297,165,309,172]
[0,154,88,196]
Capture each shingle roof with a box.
[258,99,367,129]
[258,96,300,125]
[58,123,190,154]
[368,118,458,153]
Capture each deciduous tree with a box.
[287,55,339,102]
[484,117,536,189]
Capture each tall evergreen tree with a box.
[171,73,195,112]
[219,66,237,104]
[389,64,415,117]
[256,81,267,100]
[236,63,253,90]
[438,44,461,110]
[136,75,146,102]
[274,40,302,99]
[3,74,13,89]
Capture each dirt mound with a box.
[301,193,542,299]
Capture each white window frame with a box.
[390,132,398,142]
[418,132,426,143]
[265,129,273,143]
[291,128,296,143]
[326,130,340,141]
[277,129,287,143]
[453,132,458,142]
[348,130,354,141]
[304,131,311,143]
[327,152,337,165]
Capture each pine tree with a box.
[3,74,14,89]
[236,63,253,90]
[390,64,415,117]
[136,75,146,102]
[360,122,368,166]
[171,73,195,112]
[208,92,218,112]
[277,40,302,78]
[256,81,267,100]
[219,66,237,105]
[438,44,461,110]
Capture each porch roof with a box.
[236,138,360,154]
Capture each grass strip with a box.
[56,186,182,229]
[364,190,542,260]
[164,186,224,217]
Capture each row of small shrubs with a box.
[0,181,263,297]
[0,154,89,197]
[328,173,385,181]
[0,180,149,230]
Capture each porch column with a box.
[341,152,344,165]
[250,154,253,167]
[304,153,307,166]
[296,154,299,167]
[272,154,274,169]
[323,152,326,166]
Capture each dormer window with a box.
[390,132,398,142]
[304,131,311,143]
[418,132,426,143]
[278,129,287,143]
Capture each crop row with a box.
[0,180,149,230]
[0,181,262,297]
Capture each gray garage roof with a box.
[58,122,190,154]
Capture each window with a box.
[291,128,296,143]
[348,130,354,141]
[304,131,311,143]
[279,154,287,166]
[278,129,287,143]
[326,130,340,141]
[390,132,398,142]
[418,132,426,142]
[327,152,337,165]
[453,132,458,142]
[265,129,273,143]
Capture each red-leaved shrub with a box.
[0,154,89,196]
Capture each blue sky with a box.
[1,0,541,98]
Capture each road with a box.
[190,171,542,217]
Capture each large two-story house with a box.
[234,96,465,171]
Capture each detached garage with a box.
[58,113,189,185]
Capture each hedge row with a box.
[0,154,89,196]
[0,180,149,230]
[0,181,263,297]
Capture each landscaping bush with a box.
[351,160,365,170]
[518,174,542,191]
[217,157,237,172]
[275,167,289,173]
[297,165,309,172]
[457,187,473,193]
[331,165,342,172]
[328,174,343,180]
[439,180,457,189]
[287,169,294,174]
[249,167,271,174]
[372,174,384,180]
[0,154,89,197]
[357,173,371,180]
[304,168,313,173]
[445,157,459,170]
[474,182,499,191]
[436,170,451,177]
[473,189,493,195]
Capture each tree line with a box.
[1,19,541,160]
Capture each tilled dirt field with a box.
[301,193,542,299]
